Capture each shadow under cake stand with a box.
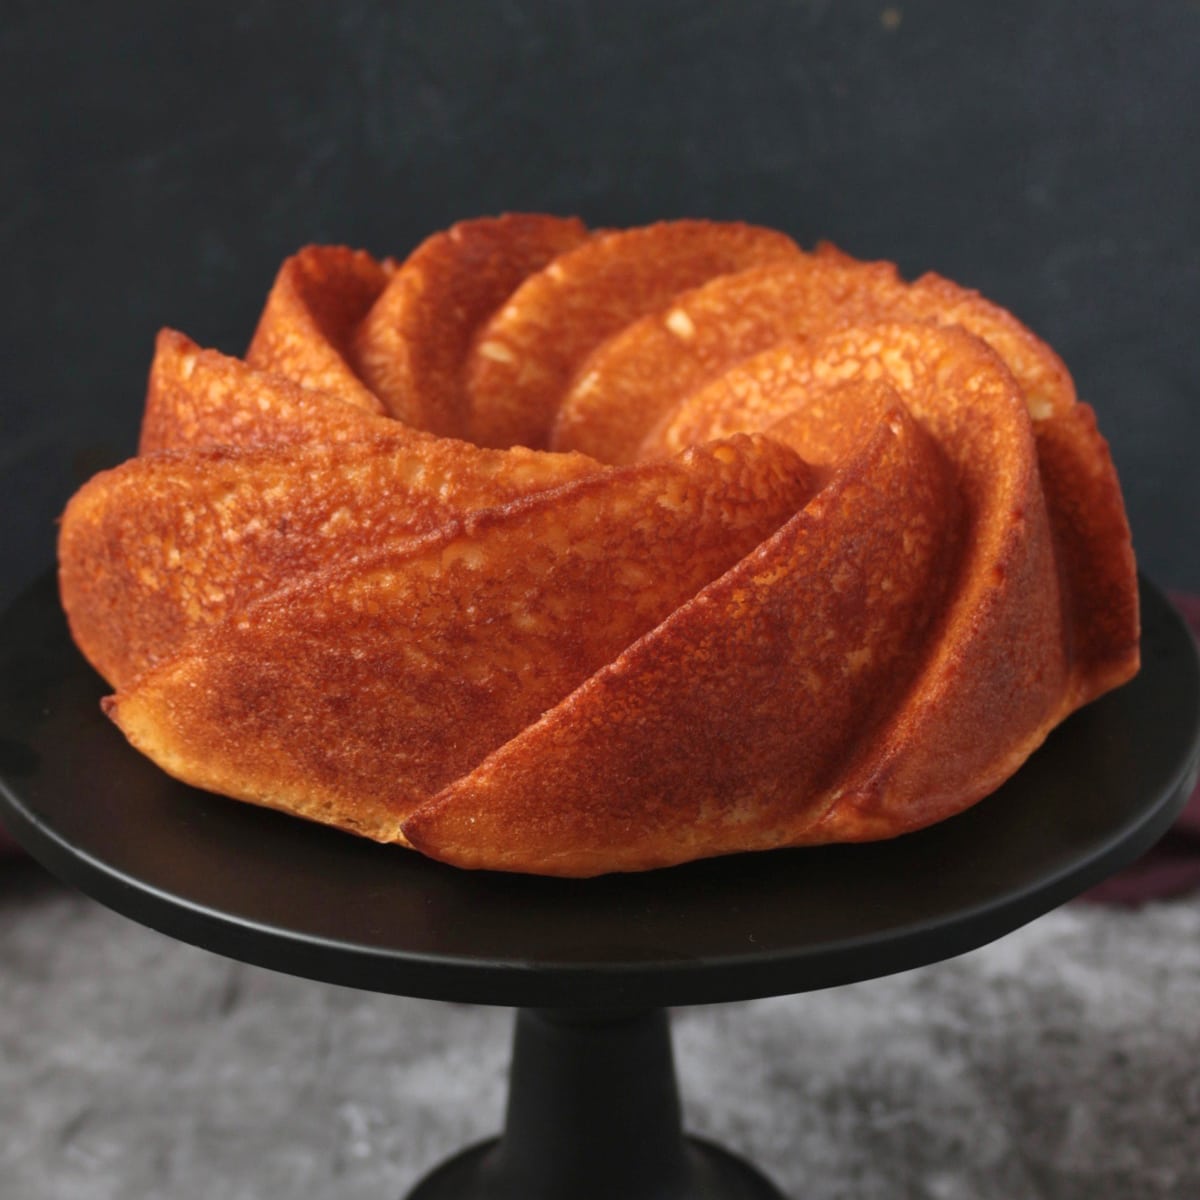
[1,574,1198,1199]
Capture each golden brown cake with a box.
[57,215,1139,876]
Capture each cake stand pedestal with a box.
[410,1007,779,1199]
[1,574,1197,1199]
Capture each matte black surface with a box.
[0,573,1197,1010]
[408,1136,783,1200]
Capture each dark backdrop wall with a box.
[3,0,1198,613]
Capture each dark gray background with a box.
[3,0,1198,613]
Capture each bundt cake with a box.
[57,215,1139,876]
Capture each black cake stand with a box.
[1,572,1198,1199]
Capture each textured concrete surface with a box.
[1,859,1198,1200]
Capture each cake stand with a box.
[1,573,1197,1199]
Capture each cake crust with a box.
[57,216,1139,876]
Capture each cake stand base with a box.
[407,1008,783,1200]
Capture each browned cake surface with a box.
[61,434,603,690]
[463,220,802,449]
[246,246,396,413]
[58,215,1140,875]
[106,436,814,843]
[551,248,1075,465]
[141,330,401,453]
[353,214,589,435]
[404,406,957,874]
